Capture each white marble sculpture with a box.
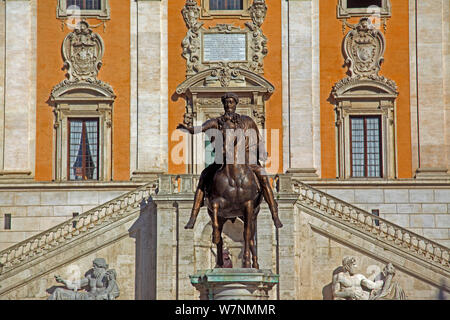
[48,258,119,300]
[332,256,407,300]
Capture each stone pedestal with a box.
[190,268,279,300]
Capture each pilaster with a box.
[0,0,36,180]
[130,0,168,181]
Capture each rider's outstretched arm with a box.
[177,118,218,134]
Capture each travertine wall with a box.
[317,183,450,247]
[0,183,137,250]
[410,0,450,177]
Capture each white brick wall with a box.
[320,186,450,247]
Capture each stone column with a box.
[413,0,450,179]
[283,0,321,179]
[130,0,168,181]
[0,0,36,180]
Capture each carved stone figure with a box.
[332,257,407,300]
[48,258,119,300]
[332,256,383,300]
[370,263,407,300]
[177,93,282,268]
[222,248,233,268]
[248,0,267,28]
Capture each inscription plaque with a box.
[203,33,247,62]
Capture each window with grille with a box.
[346,0,382,8]
[67,0,101,10]
[68,119,99,181]
[58,0,109,20]
[350,116,382,178]
[209,0,243,10]
[337,0,391,19]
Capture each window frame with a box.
[68,118,100,181]
[57,0,110,20]
[201,0,250,19]
[349,115,383,178]
[337,0,391,19]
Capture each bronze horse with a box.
[206,151,263,269]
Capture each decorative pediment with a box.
[176,68,274,96]
[333,76,397,100]
[51,79,116,103]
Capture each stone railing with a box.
[292,180,450,269]
[0,181,157,275]
[157,174,282,195]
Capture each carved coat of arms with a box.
[62,21,104,82]
[343,18,385,78]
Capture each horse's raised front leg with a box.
[243,201,254,268]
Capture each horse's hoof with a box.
[252,263,259,269]
[184,222,195,229]
[273,218,283,228]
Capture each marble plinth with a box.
[190,268,279,300]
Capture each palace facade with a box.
[0,0,448,300]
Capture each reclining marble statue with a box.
[48,258,120,300]
[177,93,283,268]
[332,256,407,300]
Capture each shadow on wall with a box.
[322,266,344,300]
[129,196,157,300]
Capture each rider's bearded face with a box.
[223,98,237,114]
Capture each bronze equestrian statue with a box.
[177,93,282,268]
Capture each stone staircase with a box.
[293,180,449,271]
[291,179,450,293]
[0,175,448,299]
[0,181,157,297]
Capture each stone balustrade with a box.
[292,179,450,269]
[0,181,157,275]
